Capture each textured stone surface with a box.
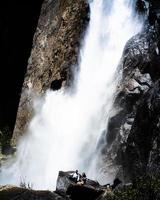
[12,0,89,144]
[122,80,160,178]
[56,171,104,200]
[103,0,160,182]
[56,171,102,193]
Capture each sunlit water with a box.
[0,0,143,190]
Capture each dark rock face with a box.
[105,0,160,181]
[12,0,89,144]
[123,81,160,177]
[67,184,103,200]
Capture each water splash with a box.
[0,0,143,190]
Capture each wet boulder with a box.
[56,171,75,193]
[56,171,104,200]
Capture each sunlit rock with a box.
[12,0,89,145]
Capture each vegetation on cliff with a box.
[101,175,160,200]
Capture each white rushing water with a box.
[0,0,143,190]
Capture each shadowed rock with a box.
[67,184,103,200]
[102,1,160,182]
[50,79,64,91]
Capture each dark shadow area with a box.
[50,79,63,91]
[0,0,44,136]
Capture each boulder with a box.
[56,171,74,193]
[56,171,104,200]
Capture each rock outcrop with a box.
[12,0,89,145]
[104,0,160,181]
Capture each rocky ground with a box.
[0,186,63,200]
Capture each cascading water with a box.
[0,0,143,190]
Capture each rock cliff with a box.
[12,0,89,144]
[105,0,160,181]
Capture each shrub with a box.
[100,175,160,200]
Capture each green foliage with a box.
[101,175,160,200]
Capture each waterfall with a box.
[0,0,143,190]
